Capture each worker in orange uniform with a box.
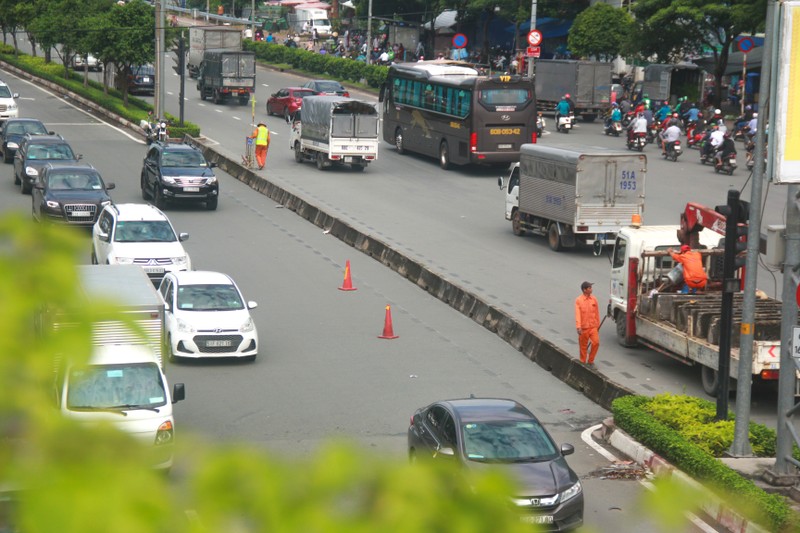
[575,281,601,365]
[248,122,270,170]
[669,244,708,293]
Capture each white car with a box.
[0,80,20,121]
[158,271,259,362]
[91,203,191,287]
[72,54,102,72]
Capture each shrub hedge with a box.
[612,394,800,532]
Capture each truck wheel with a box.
[701,366,719,397]
[615,314,638,347]
[395,128,405,154]
[353,163,366,172]
[511,210,525,236]
[294,142,303,163]
[547,223,562,251]
[200,87,207,101]
[583,114,597,122]
[316,152,326,170]
[439,141,451,170]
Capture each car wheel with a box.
[294,142,303,163]
[266,104,272,116]
[547,223,562,252]
[2,149,11,164]
[244,355,256,362]
[511,210,525,236]
[409,448,417,464]
[395,127,405,154]
[439,141,450,170]
[154,186,166,209]
[166,335,179,364]
[141,175,150,200]
[21,179,31,195]
[13,171,20,185]
[206,197,218,211]
[316,151,326,170]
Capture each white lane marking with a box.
[215,109,223,113]
[232,116,241,121]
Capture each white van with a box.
[297,8,332,37]
[54,344,185,470]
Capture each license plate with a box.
[206,339,232,347]
[71,211,92,217]
[498,144,512,149]
[183,186,200,192]
[730,158,736,164]
[142,77,151,83]
[143,267,165,274]
[521,515,554,525]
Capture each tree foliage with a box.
[567,3,633,61]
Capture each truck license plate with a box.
[142,77,151,83]
[183,186,200,192]
[206,339,232,347]
[498,144,512,149]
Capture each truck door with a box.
[609,234,629,314]
[504,163,519,220]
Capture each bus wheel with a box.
[547,223,562,251]
[439,141,450,170]
[395,128,405,154]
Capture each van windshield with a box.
[66,362,166,410]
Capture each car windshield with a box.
[6,122,46,136]
[66,363,166,410]
[47,172,103,190]
[315,82,342,92]
[176,284,244,311]
[133,66,155,76]
[461,420,558,463]
[161,150,208,168]
[0,86,12,98]
[114,221,176,243]
[27,143,75,161]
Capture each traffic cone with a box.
[378,305,399,339]
[339,260,357,291]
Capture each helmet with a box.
[745,104,752,110]
[565,93,570,98]
[753,112,758,118]
[715,108,721,115]
[680,245,691,253]
[673,113,679,117]
[612,102,618,107]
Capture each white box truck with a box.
[499,144,646,252]
[187,26,244,78]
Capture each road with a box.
[0,63,720,531]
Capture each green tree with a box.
[13,0,45,57]
[626,0,766,108]
[103,0,155,106]
[567,3,633,61]
[26,0,99,75]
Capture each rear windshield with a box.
[478,88,532,105]
[26,143,75,161]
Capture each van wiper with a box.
[117,404,160,412]
[69,406,128,416]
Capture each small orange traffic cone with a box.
[378,305,399,339]
[339,260,357,291]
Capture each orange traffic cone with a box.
[378,305,399,339]
[339,260,357,291]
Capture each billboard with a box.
[774,1,800,183]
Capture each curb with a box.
[600,418,769,533]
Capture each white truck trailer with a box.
[289,95,379,172]
[187,26,244,79]
[499,144,646,252]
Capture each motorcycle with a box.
[686,122,704,149]
[140,112,169,145]
[714,150,737,175]
[536,112,545,136]
[603,119,622,137]
[626,131,647,152]
[555,112,573,134]
[621,111,634,129]
[663,139,682,162]
[646,120,660,144]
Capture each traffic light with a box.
[171,33,185,75]
[717,192,750,273]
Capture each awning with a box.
[423,10,458,31]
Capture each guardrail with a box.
[165,3,253,26]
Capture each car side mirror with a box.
[97,230,110,242]
[106,183,116,190]
[209,162,217,168]
[497,176,504,189]
[178,232,189,242]
[247,301,258,310]
[77,154,83,160]
[560,443,575,456]
[163,300,171,312]
[172,383,186,403]
[434,446,455,458]
[271,92,277,97]
[48,131,55,135]
[13,93,19,99]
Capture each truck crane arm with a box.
[678,201,743,247]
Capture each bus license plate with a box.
[521,515,554,525]
[498,144,512,150]
[206,339,232,347]
[184,187,200,192]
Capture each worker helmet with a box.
[565,93,570,98]
[714,108,721,115]
[680,245,691,253]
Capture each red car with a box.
[266,87,317,120]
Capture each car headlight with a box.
[110,256,134,265]
[172,255,189,267]
[101,200,112,207]
[7,142,18,150]
[161,175,177,184]
[205,175,217,184]
[8,103,17,111]
[46,200,60,209]
[25,166,39,177]
[176,317,196,334]
[559,481,582,504]
[240,317,255,333]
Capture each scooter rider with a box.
[555,96,571,125]
[628,112,647,144]
[661,122,682,155]
[655,100,671,123]
[605,102,621,129]
[702,124,724,160]
[715,132,736,166]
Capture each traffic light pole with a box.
[178,31,185,127]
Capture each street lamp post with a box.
[366,0,372,65]
[527,0,537,78]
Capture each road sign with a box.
[796,282,800,307]
[526,46,541,58]
[793,326,800,358]
[527,30,543,46]
[737,36,755,53]
[452,33,468,49]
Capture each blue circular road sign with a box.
[452,33,468,49]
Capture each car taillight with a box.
[470,132,477,153]
[343,92,350,97]
[531,131,537,143]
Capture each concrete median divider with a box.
[191,135,635,410]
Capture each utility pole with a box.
[365,0,372,65]
[526,0,537,79]
[155,0,166,119]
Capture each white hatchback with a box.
[158,271,259,362]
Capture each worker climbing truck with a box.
[197,50,256,105]
[499,144,646,252]
[289,95,379,171]
[608,203,785,396]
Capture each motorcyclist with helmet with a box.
[655,100,672,123]
[715,132,737,169]
[701,124,724,162]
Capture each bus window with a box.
[412,81,422,107]
[479,88,531,106]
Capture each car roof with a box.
[110,203,170,221]
[154,142,201,152]
[439,398,537,424]
[43,162,96,172]
[168,270,235,286]
[5,118,44,124]
[23,134,67,145]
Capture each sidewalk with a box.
[598,417,795,533]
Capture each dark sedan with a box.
[126,65,155,95]
[267,87,316,121]
[408,398,584,532]
[302,79,350,97]
[141,142,218,210]
[32,163,114,225]
[1,118,51,164]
